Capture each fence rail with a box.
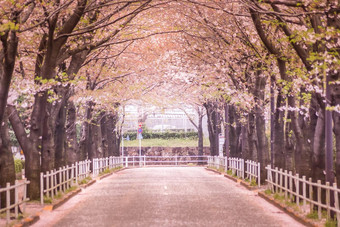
[123,155,208,167]
[208,156,260,187]
[0,179,30,225]
[92,156,123,177]
[40,160,91,205]
[266,165,340,223]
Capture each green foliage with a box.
[123,138,210,147]
[79,176,92,185]
[43,196,52,204]
[65,186,78,194]
[250,179,257,187]
[124,130,198,140]
[306,211,318,219]
[14,159,24,173]
[325,219,337,227]
[264,189,272,195]
[226,169,233,175]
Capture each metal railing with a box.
[123,155,209,167]
[0,179,30,225]
[266,165,340,222]
[208,156,260,187]
[92,156,123,177]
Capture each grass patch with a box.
[65,186,78,194]
[264,189,272,195]
[123,138,210,147]
[325,219,337,227]
[99,166,123,176]
[43,196,53,204]
[273,193,285,202]
[79,176,92,185]
[226,169,232,175]
[306,211,319,219]
[250,179,257,187]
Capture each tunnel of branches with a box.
[0,0,339,201]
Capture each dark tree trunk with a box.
[229,105,242,157]
[0,114,16,208]
[7,105,40,200]
[312,109,326,181]
[65,100,78,164]
[89,114,104,160]
[79,101,93,161]
[54,92,69,168]
[111,112,120,156]
[100,113,109,157]
[224,103,230,158]
[246,113,256,160]
[254,72,269,182]
[197,109,204,157]
[105,113,116,157]
[204,101,220,156]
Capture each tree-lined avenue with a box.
[32,167,303,227]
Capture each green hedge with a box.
[123,131,198,140]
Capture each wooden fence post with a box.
[6,183,10,224]
[15,180,18,218]
[333,183,340,224]
[317,180,321,219]
[326,182,330,219]
[302,176,306,206]
[40,172,44,205]
[296,174,300,206]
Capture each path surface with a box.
[33,167,304,227]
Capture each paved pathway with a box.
[33,167,304,227]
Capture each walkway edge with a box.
[98,167,127,180]
[258,191,319,227]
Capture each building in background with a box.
[122,102,208,135]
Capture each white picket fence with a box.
[0,179,30,225]
[77,160,91,181]
[208,156,260,186]
[92,156,123,177]
[266,165,340,224]
[40,160,91,205]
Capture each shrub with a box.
[14,159,24,173]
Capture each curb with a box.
[205,167,222,175]
[258,191,319,227]
[14,187,82,227]
[239,181,259,191]
[14,214,40,227]
[80,179,96,188]
[51,188,82,210]
[223,173,238,183]
[98,167,127,180]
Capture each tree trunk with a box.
[0,114,15,208]
[105,113,116,157]
[198,110,204,157]
[100,113,109,157]
[224,103,230,158]
[89,114,104,160]
[312,109,325,181]
[254,73,269,182]
[246,113,256,160]
[55,96,68,168]
[229,105,242,157]
[79,101,93,161]
[65,100,78,164]
[7,105,41,200]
